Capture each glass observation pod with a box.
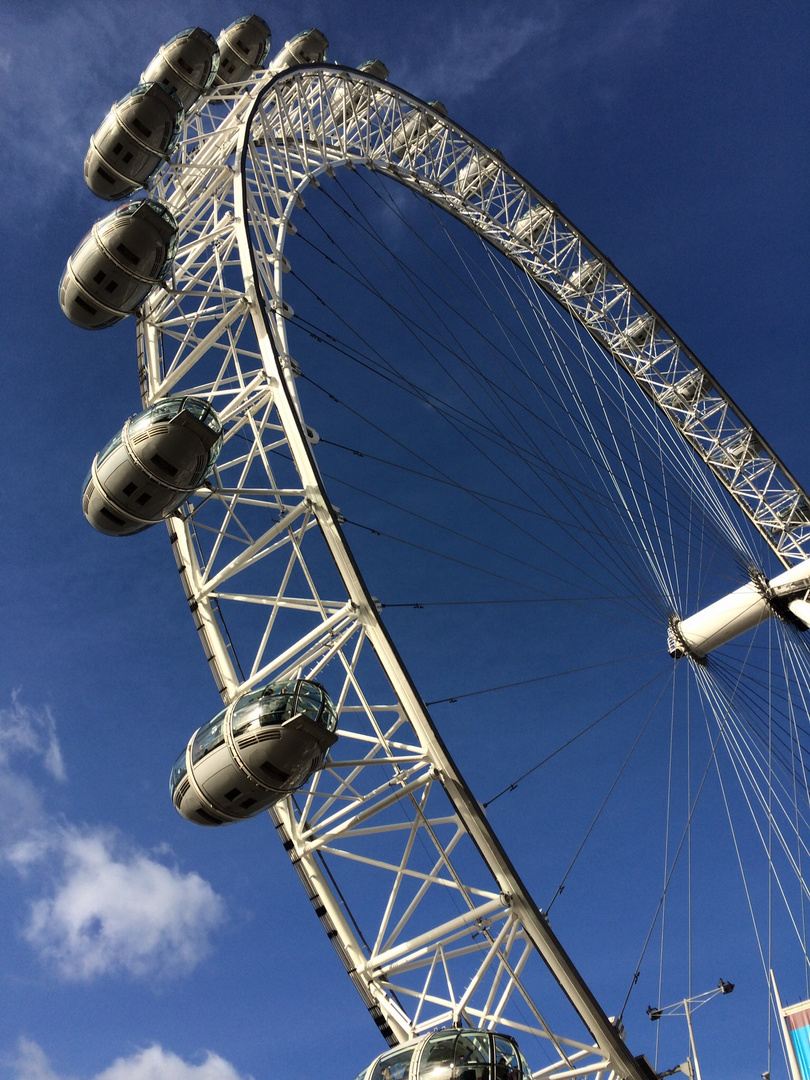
[141,27,220,110]
[59,199,178,330]
[390,101,448,161]
[170,679,338,827]
[355,1028,533,1080]
[271,27,329,70]
[512,203,554,245]
[84,82,184,200]
[82,396,223,537]
[213,14,272,86]
[454,149,502,201]
[330,59,389,118]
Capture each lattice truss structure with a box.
[137,64,810,1080]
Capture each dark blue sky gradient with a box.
[1,3,808,1080]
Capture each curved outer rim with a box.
[228,66,656,1080]
[256,65,810,573]
[133,59,809,1079]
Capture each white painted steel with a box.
[128,55,810,1080]
[669,557,810,658]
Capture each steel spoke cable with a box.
[298,368,666,623]
[702,648,810,776]
[424,652,658,707]
[291,183,747,630]
[453,219,747,626]
[291,267,699,630]
[340,517,658,634]
[484,250,756,591]
[416,182,756,573]
[545,667,675,915]
[702,676,810,960]
[319,169,740,575]
[467,222,760,572]
[482,666,671,811]
[695,660,810,884]
[618,695,731,1019]
[314,432,674,621]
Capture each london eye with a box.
[59,14,810,1080]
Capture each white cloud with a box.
[13,1038,65,1080]
[20,826,225,980]
[96,1046,249,1080]
[0,694,224,981]
[11,1040,250,1080]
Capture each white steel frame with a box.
[135,61,810,1080]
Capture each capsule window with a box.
[369,1045,416,1080]
[224,787,241,802]
[123,482,137,496]
[195,807,223,825]
[75,296,97,315]
[115,242,140,266]
[100,507,126,526]
[104,281,119,294]
[93,269,105,284]
[135,492,152,505]
[131,117,153,138]
[240,797,257,809]
[96,166,116,185]
[260,760,290,783]
[151,452,178,477]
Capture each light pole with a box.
[647,980,736,1080]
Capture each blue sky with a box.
[1,2,809,1080]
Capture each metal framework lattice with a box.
[131,61,810,1080]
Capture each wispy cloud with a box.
[0,694,66,847]
[14,825,224,980]
[12,1039,251,1080]
[0,2,192,222]
[392,0,679,108]
[0,691,65,781]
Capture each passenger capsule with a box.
[512,203,554,244]
[82,396,222,536]
[59,199,178,330]
[271,27,329,70]
[390,101,448,161]
[141,27,220,110]
[454,149,501,201]
[170,679,338,827]
[356,59,389,80]
[213,15,272,85]
[330,60,389,119]
[84,83,183,200]
[356,1027,533,1080]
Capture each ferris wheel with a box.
[61,17,810,1080]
